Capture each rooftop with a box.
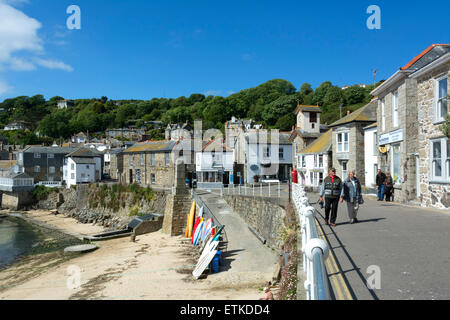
[299,129,332,155]
[328,102,377,128]
[123,141,176,153]
[294,105,322,114]
[24,146,79,154]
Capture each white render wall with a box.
[64,157,102,188]
[364,127,378,188]
[296,153,329,187]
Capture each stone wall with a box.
[416,64,450,209]
[377,78,419,204]
[224,195,286,249]
[1,191,33,210]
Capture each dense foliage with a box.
[0,79,382,144]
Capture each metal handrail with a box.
[291,182,330,300]
[191,190,228,252]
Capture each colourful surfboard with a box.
[191,217,202,244]
[193,220,204,246]
[201,218,213,242]
[186,201,196,238]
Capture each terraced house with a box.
[328,101,377,185]
[371,44,450,209]
[121,140,195,189]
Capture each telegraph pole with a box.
[372,69,378,87]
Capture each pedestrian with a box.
[376,169,386,201]
[340,170,362,224]
[384,172,394,202]
[260,287,274,300]
[319,168,343,227]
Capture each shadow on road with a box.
[220,249,245,272]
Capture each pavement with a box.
[195,190,279,274]
[308,193,450,300]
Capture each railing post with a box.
[260,183,262,197]
[268,182,271,197]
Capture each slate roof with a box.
[72,157,96,165]
[67,148,103,158]
[23,146,79,154]
[298,130,332,155]
[245,132,292,145]
[123,141,176,153]
[294,105,322,114]
[401,44,450,72]
[328,102,377,128]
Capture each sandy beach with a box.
[0,210,273,300]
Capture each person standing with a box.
[340,171,362,224]
[319,168,343,227]
[376,169,386,201]
[384,172,394,202]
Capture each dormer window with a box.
[310,112,317,123]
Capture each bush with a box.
[31,186,59,201]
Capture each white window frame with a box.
[342,161,348,179]
[49,166,55,174]
[34,153,41,159]
[373,132,378,156]
[381,98,386,132]
[337,132,349,153]
[435,75,448,123]
[319,155,323,168]
[151,153,155,166]
[314,155,318,168]
[165,153,170,167]
[392,91,399,128]
[129,155,133,166]
[430,137,450,183]
[140,153,144,166]
[48,154,54,159]
[34,165,40,173]
[279,147,284,160]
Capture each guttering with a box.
[410,52,450,79]
[371,69,411,96]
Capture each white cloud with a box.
[34,58,73,72]
[204,90,222,96]
[0,2,73,73]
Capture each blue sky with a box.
[0,0,449,100]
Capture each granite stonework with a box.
[416,64,450,209]
[377,78,419,204]
[224,195,286,250]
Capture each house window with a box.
[310,172,314,185]
[48,154,54,159]
[319,155,323,168]
[34,153,41,159]
[392,144,401,184]
[436,76,448,122]
[165,153,170,167]
[310,112,317,123]
[337,132,349,153]
[342,162,348,179]
[264,146,270,157]
[136,169,141,183]
[151,154,155,166]
[279,147,284,160]
[314,155,318,168]
[71,173,75,179]
[49,167,55,174]
[140,154,144,166]
[431,138,450,182]
[151,173,156,184]
[71,163,75,170]
[34,165,40,173]
[381,99,386,132]
[392,91,399,128]
[86,165,90,169]
[319,172,324,185]
[129,155,133,166]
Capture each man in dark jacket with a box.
[376,169,386,201]
[319,168,343,227]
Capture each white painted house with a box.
[297,129,332,188]
[364,123,379,188]
[244,131,292,183]
[195,140,234,189]
[63,148,103,188]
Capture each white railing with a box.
[292,182,331,300]
[36,181,62,187]
[219,182,282,198]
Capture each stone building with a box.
[18,146,79,183]
[121,140,195,189]
[328,102,377,185]
[371,44,449,208]
[411,45,449,209]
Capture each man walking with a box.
[319,168,343,227]
[376,169,386,201]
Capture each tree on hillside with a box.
[312,81,333,106]
[343,86,368,105]
[323,86,345,112]
[262,94,298,126]
[275,114,296,131]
